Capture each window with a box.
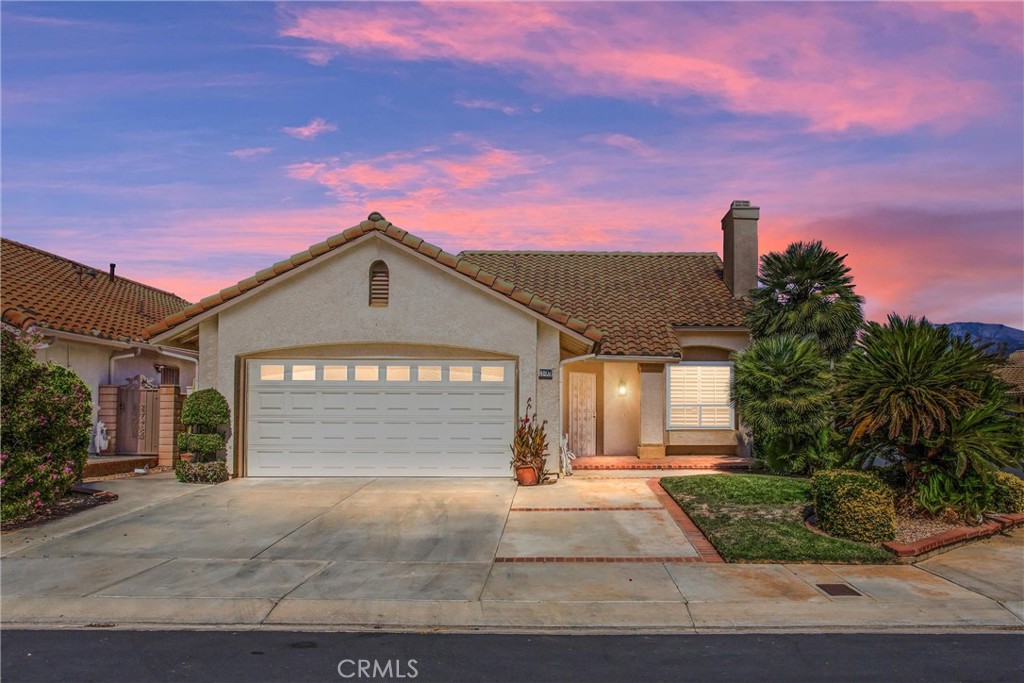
[369,260,389,307]
[449,366,473,382]
[323,365,348,381]
[418,366,442,381]
[260,364,285,381]
[480,366,505,382]
[386,365,410,381]
[292,365,316,381]
[667,363,733,429]
[159,365,180,386]
[354,365,379,381]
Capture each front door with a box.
[569,372,597,456]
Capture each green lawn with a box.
[661,474,896,564]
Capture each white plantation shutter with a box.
[667,363,734,429]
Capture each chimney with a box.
[721,200,759,298]
[109,263,116,281]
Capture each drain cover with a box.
[816,583,862,597]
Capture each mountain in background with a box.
[939,322,1024,356]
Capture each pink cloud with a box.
[228,147,273,159]
[286,143,538,200]
[278,3,1015,133]
[282,117,338,140]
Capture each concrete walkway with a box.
[1,473,1021,632]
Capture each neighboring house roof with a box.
[143,214,605,344]
[461,251,748,356]
[996,351,1024,396]
[1,237,191,343]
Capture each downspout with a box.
[109,348,141,385]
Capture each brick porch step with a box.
[84,456,158,478]
[572,455,753,471]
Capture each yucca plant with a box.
[732,334,837,473]
[746,241,865,363]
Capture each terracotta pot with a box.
[178,453,194,463]
[515,466,539,486]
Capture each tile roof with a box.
[1,238,191,343]
[143,214,605,343]
[460,251,749,356]
[996,352,1024,395]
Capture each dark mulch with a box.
[1,492,113,533]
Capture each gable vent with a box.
[369,260,389,307]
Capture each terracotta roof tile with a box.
[460,251,749,356]
[144,214,599,344]
[1,238,191,343]
[996,362,1024,395]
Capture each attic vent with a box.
[369,260,389,307]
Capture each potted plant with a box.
[175,388,230,483]
[510,398,548,485]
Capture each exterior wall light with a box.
[618,381,627,397]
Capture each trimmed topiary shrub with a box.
[174,460,228,484]
[993,472,1024,514]
[177,388,230,463]
[1,330,92,519]
[180,388,230,430]
[176,433,224,460]
[812,469,896,543]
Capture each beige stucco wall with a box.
[199,234,563,475]
[639,364,666,446]
[38,339,196,453]
[602,362,640,455]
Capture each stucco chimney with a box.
[721,200,759,299]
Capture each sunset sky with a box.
[2,2,1022,327]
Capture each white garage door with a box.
[246,359,516,477]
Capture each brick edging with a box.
[647,478,724,563]
[882,513,1024,561]
[575,463,751,471]
[494,556,702,563]
[510,506,663,512]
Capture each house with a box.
[145,201,759,477]
[996,350,1024,407]
[0,238,198,456]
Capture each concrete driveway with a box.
[2,474,1021,631]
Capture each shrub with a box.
[992,472,1024,514]
[180,388,230,430]
[732,335,837,474]
[0,331,92,519]
[812,470,896,543]
[176,433,224,460]
[915,463,994,522]
[178,388,230,463]
[174,460,228,484]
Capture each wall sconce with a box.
[618,381,627,397]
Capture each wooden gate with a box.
[117,376,159,455]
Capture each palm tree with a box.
[746,241,865,362]
[732,334,836,473]
[837,314,1016,472]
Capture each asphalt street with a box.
[2,630,1022,683]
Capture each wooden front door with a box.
[569,372,597,456]
[116,380,159,455]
